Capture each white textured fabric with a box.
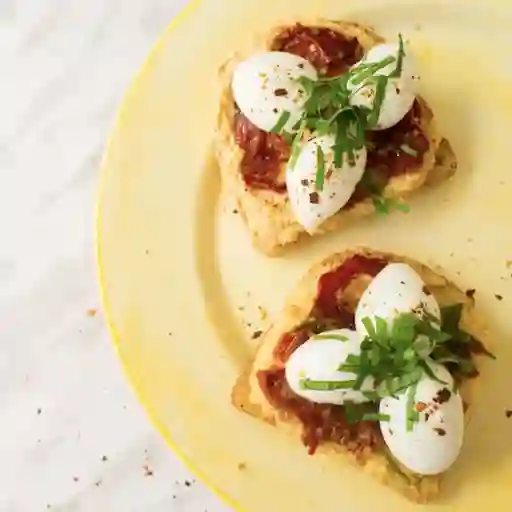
[0,1,229,511]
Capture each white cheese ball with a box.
[380,362,464,475]
[286,134,366,231]
[348,43,418,130]
[232,51,317,133]
[355,263,441,339]
[285,329,374,405]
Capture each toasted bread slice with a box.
[216,20,457,256]
[232,248,487,503]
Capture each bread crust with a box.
[232,247,487,503]
[215,20,457,256]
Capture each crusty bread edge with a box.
[215,19,458,256]
[232,247,487,503]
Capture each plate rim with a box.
[94,1,240,510]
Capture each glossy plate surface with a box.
[97,0,512,509]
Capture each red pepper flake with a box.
[433,427,446,436]
[505,410,512,418]
[495,293,504,301]
[309,192,320,204]
[274,88,288,97]
[465,288,476,299]
[86,308,97,317]
[415,401,427,412]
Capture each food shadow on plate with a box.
[194,148,255,367]
[435,311,512,503]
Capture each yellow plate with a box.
[97,0,512,510]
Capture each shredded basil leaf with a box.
[270,110,291,133]
[288,120,307,170]
[406,380,420,431]
[362,412,391,422]
[300,379,356,391]
[390,33,405,78]
[315,145,326,191]
[350,55,396,86]
[367,75,388,128]
[312,333,348,342]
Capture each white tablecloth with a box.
[1,2,230,510]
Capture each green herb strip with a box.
[372,195,410,216]
[315,145,326,191]
[406,380,420,432]
[344,403,364,424]
[344,404,390,424]
[390,34,406,78]
[367,75,388,128]
[350,55,397,86]
[312,333,349,342]
[338,305,483,427]
[300,379,356,391]
[362,412,391,422]
[359,171,410,217]
[270,110,291,133]
[287,35,409,186]
[288,120,307,171]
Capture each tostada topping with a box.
[348,42,418,130]
[258,255,386,453]
[258,258,490,472]
[231,26,429,228]
[233,24,363,192]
